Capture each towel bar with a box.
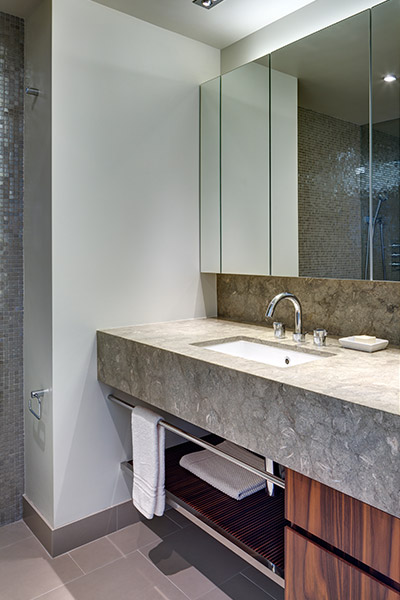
[108,393,285,490]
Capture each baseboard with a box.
[23,496,142,557]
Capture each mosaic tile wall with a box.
[298,107,363,279]
[360,122,400,282]
[0,12,24,526]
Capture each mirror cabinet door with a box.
[371,0,400,282]
[221,61,270,275]
[200,77,221,273]
[270,68,298,276]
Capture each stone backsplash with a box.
[217,274,400,346]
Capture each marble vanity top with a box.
[97,318,400,519]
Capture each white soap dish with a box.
[339,336,389,352]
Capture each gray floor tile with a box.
[108,515,180,556]
[108,521,163,555]
[241,566,284,599]
[165,508,192,529]
[34,551,189,600]
[0,520,32,549]
[0,536,83,600]
[69,536,123,574]
[198,574,280,600]
[144,512,183,538]
[139,524,247,600]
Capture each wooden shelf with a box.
[125,435,285,581]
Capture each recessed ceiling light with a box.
[192,0,225,9]
[383,74,397,83]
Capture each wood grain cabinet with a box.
[285,469,400,599]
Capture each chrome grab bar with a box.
[108,393,285,490]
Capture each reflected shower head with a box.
[378,191,388,202]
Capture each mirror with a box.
[370,0,400,281]
[271,10,370,280]
[200,0,400,281]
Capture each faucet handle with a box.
[273,322,286,339]
[313,328,327,346]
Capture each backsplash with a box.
[217,274,400,346]
[0,12,24,525]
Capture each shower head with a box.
[378,191,388,202]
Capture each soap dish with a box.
[339,336,389,352]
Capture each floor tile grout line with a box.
[67,533,125,561]
[137,548,192,600]
[29,583,67,600]
[105,516,182,556]
[0,533,34,552]
[71,554,128,577]
[241,571,284,600]
[211,571,241,590]
[28,569,89,600]
[163,510,190,530]
[29,553,134,600]
[67,552,86,576]
[106,532,129,556]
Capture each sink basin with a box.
[202,338,324,368]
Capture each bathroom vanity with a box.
[97,318,400,599]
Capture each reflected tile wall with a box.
[0,12,24,525]
[298,107,362,279]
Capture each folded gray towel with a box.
[179,440,266,500]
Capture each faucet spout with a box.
[265,292,305,343]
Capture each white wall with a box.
[221,0,386,73]
[24,0,54,525]
[50,0,219,527]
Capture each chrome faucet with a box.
[265,292,306,343]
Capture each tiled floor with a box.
[0,510,284,600]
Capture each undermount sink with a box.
[201,338,325,368]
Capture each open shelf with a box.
[125,435,285,582]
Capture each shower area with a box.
[297,111,400,282]
[278,0,400,282]
[0,11,24,525]
[361,120,400,281]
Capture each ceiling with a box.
[0,0,316,48]
[0,0,317,47]
[91,0,316,49]
[256,0,400,128]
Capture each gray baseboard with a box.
[23,496,142,556]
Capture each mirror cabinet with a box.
[200,0,400,282]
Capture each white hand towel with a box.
[131,406,165,519]
[179,441,266,500]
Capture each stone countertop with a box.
[97,318,400,519]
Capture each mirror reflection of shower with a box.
[364,191,388,280]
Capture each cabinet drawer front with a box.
[285,528,400,600]
[286,469,400,584]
